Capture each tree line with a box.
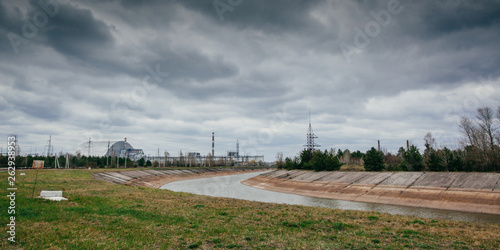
[277,106,500,172]
[0,152,264,169]
[0,154,136,169]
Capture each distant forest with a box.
[0,154,138,169]
[276,106,500,172]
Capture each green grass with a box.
[1,168,500,249]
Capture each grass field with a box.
[1,168,499,249]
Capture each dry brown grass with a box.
[340,164,365,171]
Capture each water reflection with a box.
[160,171,500,224]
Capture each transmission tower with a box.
[85,137,93,156]
[303,110,320,151]
[45,135,53,157]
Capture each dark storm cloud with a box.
[411,1,500,38]
[145,49,239,84]
[116,0,322,31]
[1,0,500,159]
[5,92,63,121]
[0,1,27,56]
[38,2,115,58]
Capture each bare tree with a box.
[423,132,436,150]
[476,107,497,151]
[459,116,480,148]
[275,152,284,168]
[459,106,500,171]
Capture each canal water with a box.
[160,171,500,224]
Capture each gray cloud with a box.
[1,0,499,160]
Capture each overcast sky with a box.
[1,0,499,160]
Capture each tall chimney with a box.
[212,132,215,156]
[236,140,239,158]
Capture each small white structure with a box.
[39,190,68,201]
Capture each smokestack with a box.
[377,140,380,152]
[212,132,215,156]
[406,140,409,151]
[236,140,239,158]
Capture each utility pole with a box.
[55,156,60,168]
[65,154,70,169]
[46,135,52,157]
[124,138,127,168]
[88,138,92,156]
[106,140,110,168]
[85,137,92,165]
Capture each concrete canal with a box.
[160,171,500,224]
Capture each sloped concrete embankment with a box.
[242,170,500,215]
[92,167,274,189]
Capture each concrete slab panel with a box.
[98,173,128,184]
[272,171,293,179]
[106,172,134,181]
[144,170,164,175]
[334,172,369,184]
[450,173,500,190]
[171,170,190,175]
[263,170,288,178]
[119,171,148,178]
[293,171,324,181]
[155,170,172,175]
[315,172,347,182]
[284,170,309,179]
[380,172,424,186]
[301,172,333,182]
[355,172,394,185]
[413,172,459,188]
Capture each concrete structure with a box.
[92,167,275,189]
[144,140,264,166]
[242,170,500,215]
[39,190,68,201]
[78,139,145,160]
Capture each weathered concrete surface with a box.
[242,170,500,215]
[92,167,275,189]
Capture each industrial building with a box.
[78,138,145,161]
[145,136,264,167]
[78,134,263,166]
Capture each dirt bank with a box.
[92,167,274,189]
[242,170,500,215]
